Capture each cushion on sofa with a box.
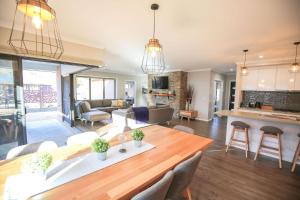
[111,100,118,107]
[102,99,112,107]
[81,101,91,113]
[90,100,103,108]
[117,100,125,107]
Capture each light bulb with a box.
[241,67,248,75]
[151,50,157,57]
[292,65,299,72]
[32,15,43,29]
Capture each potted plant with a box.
[131,129,145,147]
[91,138,110,161]
[23,153,53,179]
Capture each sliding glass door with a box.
[0,55,26,159]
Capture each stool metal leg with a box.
[245,128,250,158]
[277,133,282,169]
[254,132,264,160]
[291,140,300,172]
[226,127,235,153]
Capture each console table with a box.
[179,110,198,121]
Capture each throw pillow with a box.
[117,100,125,107]
[81,101,91,113]
[111,100,118,107]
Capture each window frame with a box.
[75,76,116,100]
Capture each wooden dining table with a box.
[0,125,213,200]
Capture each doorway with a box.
[125,81,136,106]
[213,80,223,113]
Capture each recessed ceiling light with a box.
[259,55,264,58]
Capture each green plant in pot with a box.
[131,129,145,147]
[23,153,53,179]
[91,138,110,161]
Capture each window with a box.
[104,79,115,99]
[76,77,90,100]
[91,78,103,100]
[75,76,116,100]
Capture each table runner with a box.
[4,141,155,200]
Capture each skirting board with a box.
[195,117,212,122]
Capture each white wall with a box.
[77,70,148,106]
[188,70,212,121]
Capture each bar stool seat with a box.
[231,121,250,129]
[291,133,300,172]
[255,126,283,168]
[226,121,250,158]
[260,126,283,135]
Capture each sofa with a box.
[112,105,174,129]
[75,99,129,126]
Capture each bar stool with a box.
[254,126,283,168]
[226,121,250,158]
[291,133,300,172]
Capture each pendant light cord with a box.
[295,43,298,63]
[153,10,156,38]
[243,51,247,67]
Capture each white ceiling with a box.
[0,0,300,74]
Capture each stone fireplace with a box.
[148,71,187,116]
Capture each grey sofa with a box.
[112,106,174,129]
[75,99,129,126]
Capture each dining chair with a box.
[66,131,99,146]
[131,171,174,200]
[173,125,195,134]
[166,151,202,200]
[6,141,58,159]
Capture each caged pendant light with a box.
[289,42,300,73]
[141,4,165,75]
[241,49,248,76]
[9,0,63,59]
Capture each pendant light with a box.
[241,49,248,76]
[141,4,165,75]
[9,0,63,59]
[289,42,300,73]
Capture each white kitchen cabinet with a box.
[257,68,276,91]
[294,72,300,90]
[275,66,295,91]
[241,68,258,90]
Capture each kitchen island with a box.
[217,109,300,162]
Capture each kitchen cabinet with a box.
[257,68,276,91]
[241,68,258,90]
[275,66,295,91]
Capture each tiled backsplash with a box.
[242,91,300,112]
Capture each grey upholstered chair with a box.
[166,151,202,200]
[6,141,58,159]
[131,171,174,200]
[173,125,195,134]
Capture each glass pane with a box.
[76,77,90,100]
[23,70,57,111]
[91,78,103,100]
[104,79,115,99]
[0,59,18,159]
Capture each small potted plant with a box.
[23,153,53,179]
[131,129,145,147]
[91,138,110,161]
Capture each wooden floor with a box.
[165,117,300,200]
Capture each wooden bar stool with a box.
[254,126,283,168]
[226,121,250,158]
[291,133,300,172]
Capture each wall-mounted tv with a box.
[152,76,169,89]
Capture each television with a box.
[152,76,169,89]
